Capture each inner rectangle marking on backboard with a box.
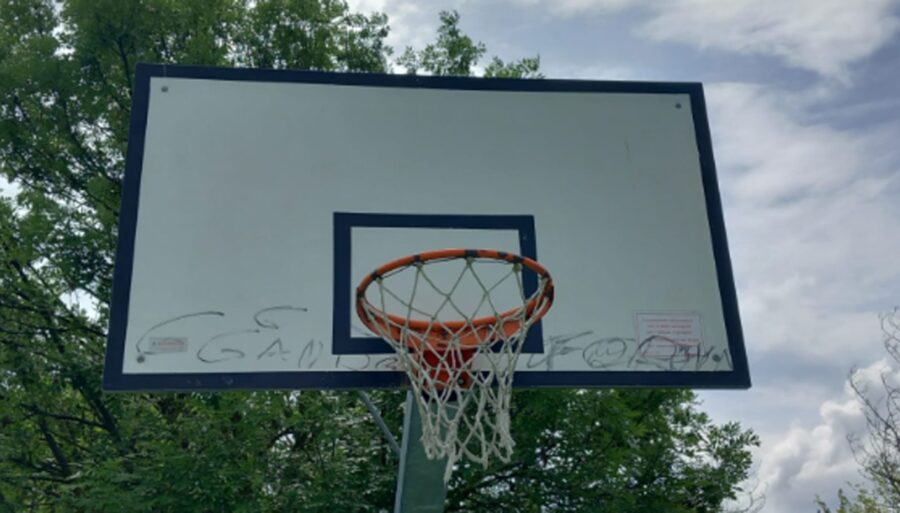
[332,212,543,355]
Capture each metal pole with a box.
[357,391,401,455]
[394,391,449,513]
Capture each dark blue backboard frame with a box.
[103,63,751,391]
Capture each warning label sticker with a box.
[635,312,704,359]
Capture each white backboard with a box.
[104,64,749,390]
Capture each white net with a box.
[356,250,553,482]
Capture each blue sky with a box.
[346,0,900,510]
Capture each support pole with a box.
[394,391,448,513]
[358,391,401,455]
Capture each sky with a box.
[342,0,900,511]
[0,1,897,510]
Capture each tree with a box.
[830,308,900,512]
[816,486,886,513]
[395,10,542,78]
[448,389,758,512]
[0,2,757,511]
[1,2,395,511]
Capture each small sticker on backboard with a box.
[148,336,188,354]
[635,312,704,359]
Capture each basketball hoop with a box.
[356,249,554,480]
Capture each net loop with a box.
[356,248,554,481]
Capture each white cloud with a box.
[508,0,640,16]
[708,84,872,202]
[705,82,900,360]
[756,359,897,512]
[639,0,900,80]
[505,0,900,80]
[541,61,638,81]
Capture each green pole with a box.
[394,391,449,513]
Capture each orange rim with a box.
[355,249,554,350]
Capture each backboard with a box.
[103,64,750,391]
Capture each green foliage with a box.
[396,10,541,79]
[448,389,758,512]
[483,56,543,79]
[816,486,887,513]
[396,11,483,76]
[233,0,391,72]
[830,308,900,512]
[0,2,757,511]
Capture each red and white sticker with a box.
[148,336,188,354]
[635,312,704,359]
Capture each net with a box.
[356,249,554,481]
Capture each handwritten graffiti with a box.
[135,310,732,373]
[527,331,731,372]
[135,306,323,369]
